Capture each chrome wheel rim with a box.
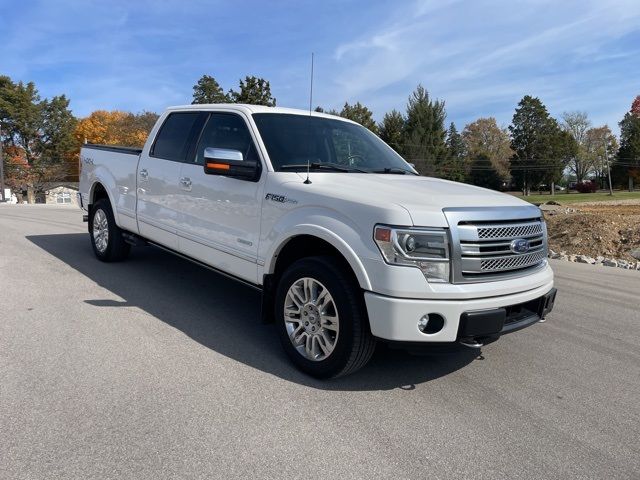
[92,209,109,254]
[284,277,339,362]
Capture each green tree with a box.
[39,94,78,180]
[402,84,447,176]
[339,101,378,133]
[613,111,640,189]
[462,117,512,182]
[548,129,579,188]
[0,78,42,164]
[509,96,563,195]
[0,77,78,201]
[468,153,502,190]
[442,122,466,182]
[229,76,276,106]
[378,109,405,151]
[192,75,229,104]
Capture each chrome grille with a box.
[480,250,546,272]
[477,223,542,240]
[444,207,548,283]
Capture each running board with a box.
[122,232,148,247]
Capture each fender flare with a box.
[88,170,118,221]
[264,223,373,291]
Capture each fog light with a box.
[417,313,445,334]
[417,316,429,332]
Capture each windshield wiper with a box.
[280,162,368,173]
[370,167,418,175]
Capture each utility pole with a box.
[604,139,613,196]
[0,123,5,202]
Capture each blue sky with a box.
[1,0,639,133]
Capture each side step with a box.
[122,232,148,247]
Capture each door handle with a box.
[180,177,191,192]
[139,169,149,179]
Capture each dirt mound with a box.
[544,203,640,260]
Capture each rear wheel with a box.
[89,198,130,262]
[275,256,376,378]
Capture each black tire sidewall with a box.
[275,257,364,378]
[89,199,117,261]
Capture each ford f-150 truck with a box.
[79,104,556,378]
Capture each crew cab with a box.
[78,104,556,378]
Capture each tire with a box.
[89,198,131,262]
[275,256,376,378]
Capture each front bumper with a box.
[364,281,556,343]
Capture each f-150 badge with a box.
[265,193,298,204]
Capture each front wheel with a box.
[275,256,376,378]
[89,198,130,262]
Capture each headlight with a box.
[374,225,450,283]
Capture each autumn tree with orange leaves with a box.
[75,110,158,148]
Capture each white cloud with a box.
[326,0,640,130]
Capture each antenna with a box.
[304,52,314,184]
[309,52,314,114]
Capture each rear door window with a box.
[152,112,201,162]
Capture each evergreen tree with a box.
[0,76,78,200]
[508,96,563,195]
[0,79,42,164]
[442,122,466,182]
[229,76,276,106]
[192,75,229,104]
[469,153,502,190]
[613,110,640,189]
[402,84,447,176]
[40,95,77,180]
[339,101,378,133]
[378,110,405,151]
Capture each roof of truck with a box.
[165,103,358,124]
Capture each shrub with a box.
[576,181,598,193]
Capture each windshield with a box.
[252,113,415,173]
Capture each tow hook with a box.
[459,338,484,349]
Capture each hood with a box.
[291,173,533,227]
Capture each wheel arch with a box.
[266,227,372,292]
[90,181,111,206]
[260,227,373,325]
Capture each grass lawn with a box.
[510,191,640,205]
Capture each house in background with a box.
[39,183,79,206]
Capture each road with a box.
[1,204,639,479]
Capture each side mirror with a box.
[203,147,259,181]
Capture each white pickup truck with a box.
[79,104,556,378]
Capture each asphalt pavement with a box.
[1,204,639,479]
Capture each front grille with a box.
[480,250,547,272]
[477,223,542,240]
[444,207,548,283]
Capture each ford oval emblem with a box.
[510,238,530,254]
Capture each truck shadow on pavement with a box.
[27,233,477,391]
